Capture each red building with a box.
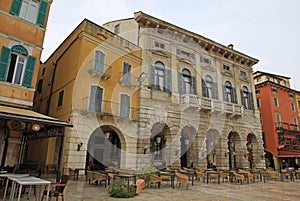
[254,71,300,170]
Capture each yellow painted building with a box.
[0,1,71,178]
[34,19,142,172]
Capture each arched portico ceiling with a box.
[150,122,170,137]
[228,131,241,141]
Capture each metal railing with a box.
[81,97,138,121]
[87,59,112,79]
[118,73,139,87]
[276,122,299,131]
[181,94,243,115]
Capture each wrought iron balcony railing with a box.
[118,73,139,88]
[87,59,112,80]
[180,94,243,115]
[276,122,299,132]
[81,97,138,121]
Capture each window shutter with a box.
[202,79,208,97]
[90,86,102,113]
[36,0,48,27]
[222,85,228,102]
[120,94,130,118]
[249,92,255,111]
[22,55,36,87]
[149,65,156,90]
[0,46,11,81]
[191,76,196,95]
[178,73,183,94]
[9,0,22,15]
[232,87,237,104]
[123,62,131,83]
[241,89,245,108]
[213,82,218,100]
[94,51,105,73]
[165,69,172,92]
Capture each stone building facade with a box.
[104,11,265,170]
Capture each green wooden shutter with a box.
[165,69,172,93]
[178,73,183,94]
[0,47,11,81]
[249,92,255,111]
[222,85,228,102]
[232,88,237,104]
[241,89,245,108]
[149,65,156,90]
[202,79,208,97]
[36,0,48,27]
[22,55,36,87]
[191,76,196,95]
[9,0,22,15]
[213,82,218,100]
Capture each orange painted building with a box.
[254,71,300,170]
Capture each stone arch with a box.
[206,129,221,168]
[180,126,197,168]
[228,131,242,170]
[86,125,126,170]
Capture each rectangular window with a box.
[274,97,279,107]
[94,50,105,73]
[293,117,298,131]
[154,41,165,49]
[37,79,43,93]
[291,102,295,111]
[223,65,230,71]
[289,93,294,98]
[114,24,120,34]
[200,56,211,64]
[177,49,195,59]
[122,62,131,83]
[255,89,260,94]
[257,98,261,108]
[298,100,300,108]
[257,77,262,82]
[262,132,266,148]
[7,53,25,84]
[57,90,64,107]
[276,113,281,128]
[89,86,103,113]
[19,0,38,24]
[120,94,130,118]
[240,70,247,77]
[272,87,278,93]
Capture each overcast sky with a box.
[42,0,300,89]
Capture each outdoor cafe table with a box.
[5,176,51,201]
[158,171,175,189]
[1,173,29,200]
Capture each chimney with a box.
[228,44,234,49]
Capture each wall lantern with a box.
[32,124,40,131]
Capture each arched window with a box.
[242,86,249,109]
[205,75,213,98]
[154,61,165,91]
[225,81,232,102]
[182,69,191,94]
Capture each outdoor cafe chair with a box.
[93,172,107,187]
[175,172,189,189]
[219,171,229,182]
[149,174,162,188]
[196,170,205,182]
[42,175,69,201]
[86,170,95,184]
[233,173,244,184]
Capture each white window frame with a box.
[7,52,26,85]
[19,0,39,24]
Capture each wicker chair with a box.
[219,171,229,182]
[233,173,244,184]
[149,174,162,188]
[86,170,95,184]
[175,172,189,189]
[93,172,107,187]
[196,171,205,182]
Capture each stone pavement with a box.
[64,178,300,201]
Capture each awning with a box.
[0,105,72,127]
